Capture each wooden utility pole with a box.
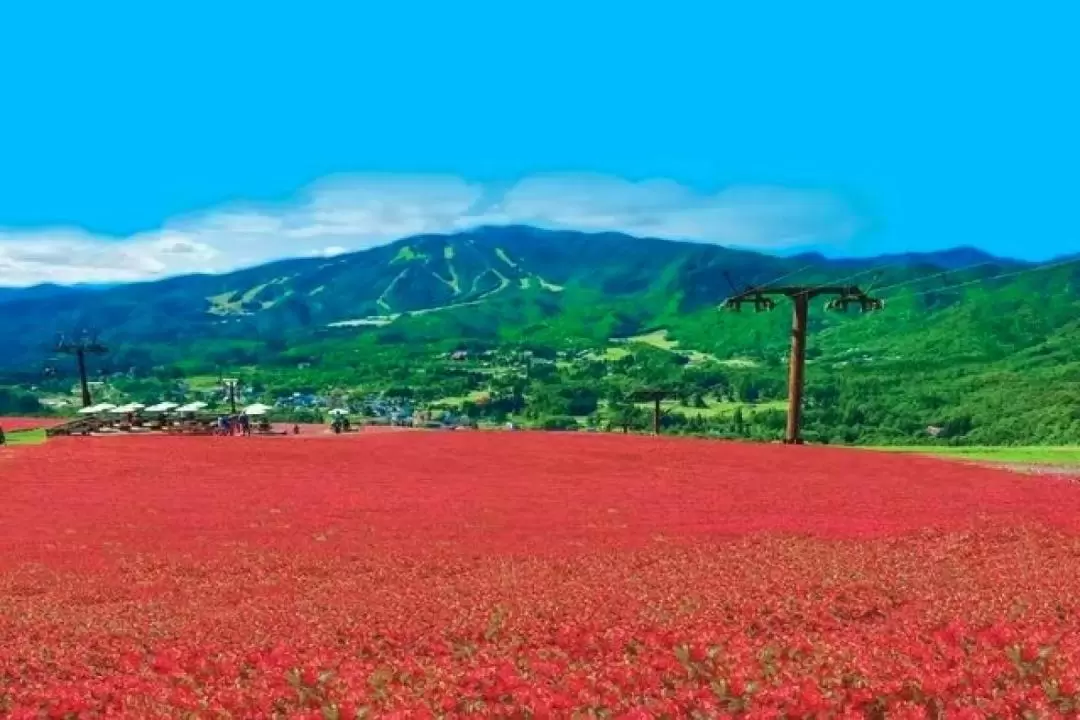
[787,293,810,445]
[55,332,108,408]
[221,378,240,415]
[630,388,672,435]
[722,285,883,445]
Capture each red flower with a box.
[1,432,1079,715]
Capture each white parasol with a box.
[243,403,272,416]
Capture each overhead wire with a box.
[738,260,820,294]
[802,263,890,294]
[718,259,822,311]
[805,252,1075,307]
[720,248,1080,373]
[723,247,1079,318]
[890,253,1080,300]
[818,252,1080,340]
[739,259,897,300]
[734,247,958,299]
[759,259,917,306]
[809,255,1021,300]
[870,260,1003,296]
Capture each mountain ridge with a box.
[0,228,1023,297]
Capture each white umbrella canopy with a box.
[243,403,272,416]
[175,402,208,413]
[77,403,108,414]
[327,408,349,416]
[144,402,180,413]
[112,403,146,413]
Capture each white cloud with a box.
[0,173,861,286]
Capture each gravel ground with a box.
[979,462,1080,478]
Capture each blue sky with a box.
[0,1,1076,285]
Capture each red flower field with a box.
[2,431,1080,717]
[0,416,62,432]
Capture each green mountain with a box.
[0,227,803,365]
[2,226,1079,445]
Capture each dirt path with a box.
[267,423,417,438]
[982,462,1080,478]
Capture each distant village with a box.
[32,346,572,428]
[36,379,482,430]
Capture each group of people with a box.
[215,413,252,436]
[211,414,302,436]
